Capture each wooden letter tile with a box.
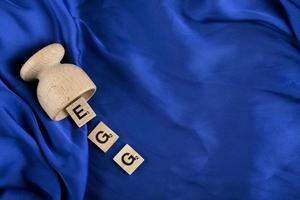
[113,144,144,175]
[66,96,96,127]
[88,122,119,152]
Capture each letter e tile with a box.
[65,96,96,127]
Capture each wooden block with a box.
[113,144,144,175]
[88,122,119,152]
[65,96,96,127]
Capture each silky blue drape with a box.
[0,0,300,199]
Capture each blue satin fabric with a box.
[0,0,300,199]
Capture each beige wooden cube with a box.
[88,122,119,152]
[113,144,144,175]
[66,96,96,127]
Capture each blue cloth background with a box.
[0,0,300,199]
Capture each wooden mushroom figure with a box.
[20,43,96,125]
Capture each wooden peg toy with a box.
[20,43,96,122]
